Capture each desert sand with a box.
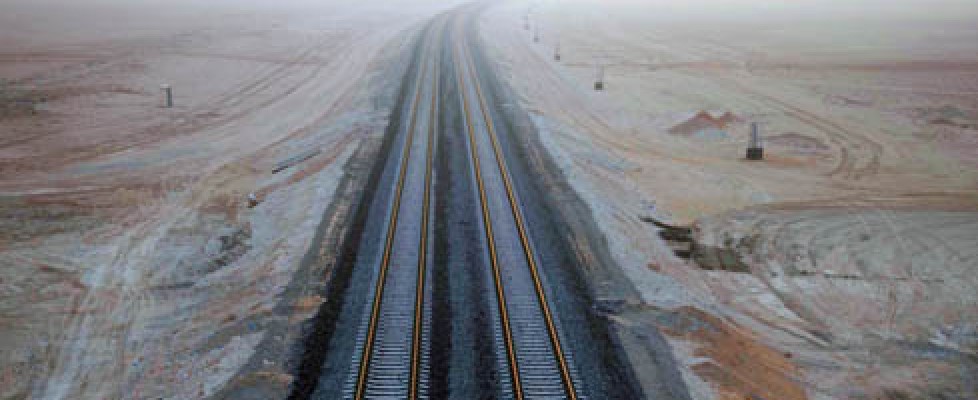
[0,0,459,398]
[3,0,977,398]
[479,0,978,398]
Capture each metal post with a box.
[750,122,759,148]
[160,84,172,108]
[594,65,604,91]
[747,122,763,160]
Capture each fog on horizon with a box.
[5,0,978,20]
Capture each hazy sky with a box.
[4,0,977,20]
[552,0,978,22]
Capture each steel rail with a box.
[353,31,434,400]
[410,41,439,400]
[456,16,579,400]
[451,25,525,400]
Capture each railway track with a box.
[451,13,584,400]
[333,8,586,399]
[344,18,442,400]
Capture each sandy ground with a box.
[0,0,459,398]
[479,1,978,398]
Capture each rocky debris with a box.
[165,224,254,280]
[690,244,750,273]
[641,216,694,259]
[689,221,753,273]
[202,226,251,274]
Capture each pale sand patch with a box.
[480,1,978,398]
[0,0,460,398]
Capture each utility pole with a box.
[160,84,173,108]
[747,122,764,160]
[594,64,604,91]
